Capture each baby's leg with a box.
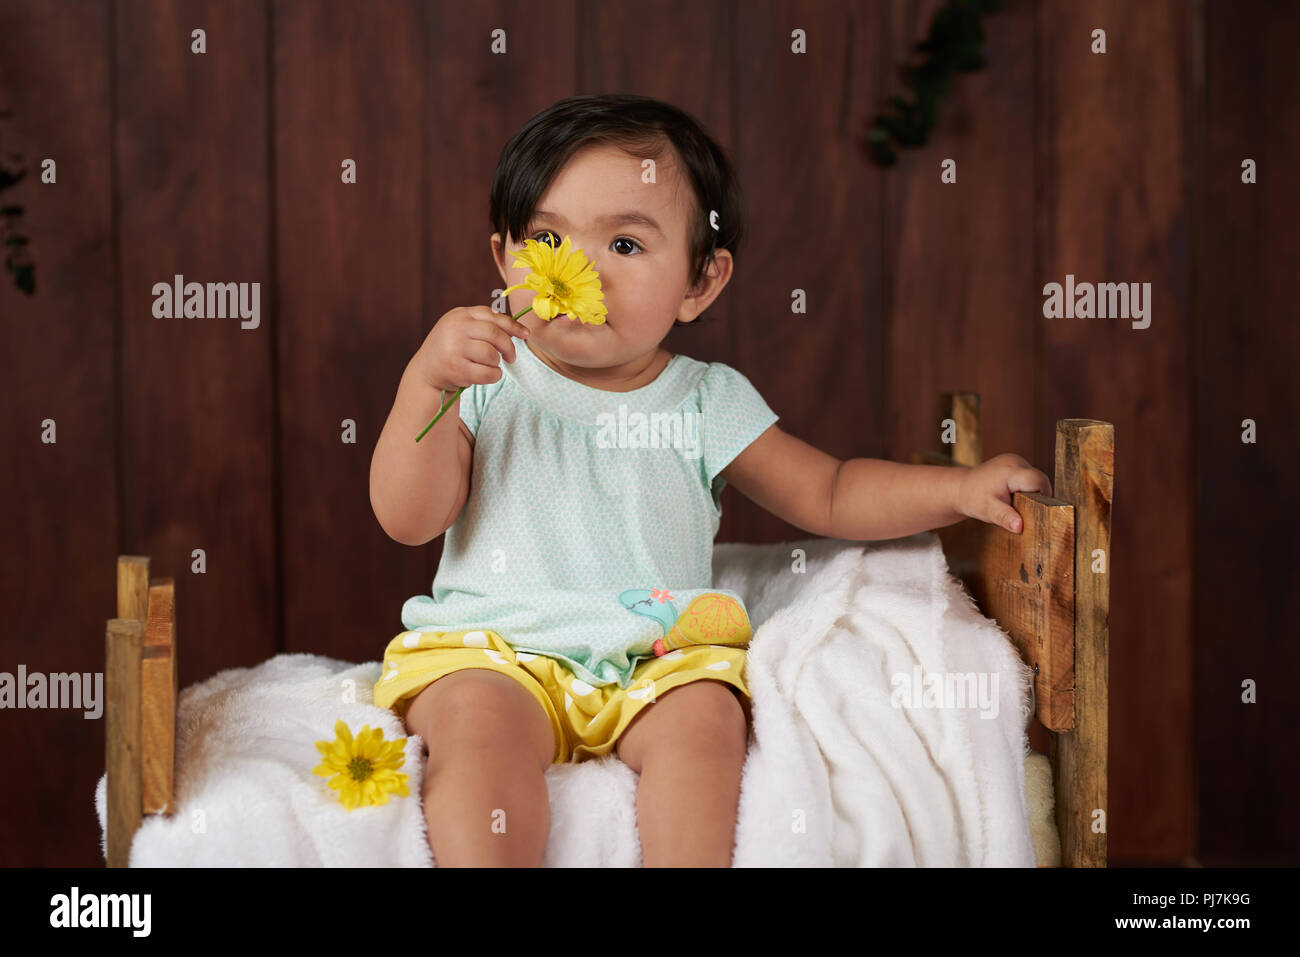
[403,669,555,866]
[615,680,749,867]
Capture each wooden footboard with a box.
[912,392,1113,868]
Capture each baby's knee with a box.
[680,681,749,753]
[406,669,554,770]
[640,680,749,760]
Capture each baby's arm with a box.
[370,361,473,546]
[721,425,1052,540]
[371,306,526,546]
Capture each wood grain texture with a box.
[0,0,118,868]
[1051,417,1112,868]
[141,579,176,815]
[733,0,882,545]
[105,618,143,868]
[1194,0,1300,865]
[115,0,276,683]
[106,562,178,857]
[113,557,176,818]
[1038,0,1194,863]
[275,0,428,658]
[938,493,1075,730]
[884,0,1039,477]
[945,391,982,466]
[116,555,150,623]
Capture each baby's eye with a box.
[528,230,642,256]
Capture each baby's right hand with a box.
[412,305,531,393]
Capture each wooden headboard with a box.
[913,392,1113,868]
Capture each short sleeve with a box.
[698,362,779,492]
[456,366,508,439]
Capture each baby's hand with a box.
[412,305,531,393]
[954,453,1053,534]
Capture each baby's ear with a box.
[489,233,509,276]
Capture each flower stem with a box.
[415,306,532,442]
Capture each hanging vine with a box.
[867,0,1003,167]
[0,108,35,295]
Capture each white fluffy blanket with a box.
[95,533,1040,866]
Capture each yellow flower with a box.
[415,232,607,442]
[312,719,410,810]
[502,234,608,324]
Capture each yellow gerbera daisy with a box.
[312,719,411,810]
[415,233,607,441]
[502,234,608,325]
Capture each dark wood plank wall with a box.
[275,0,428,663]
[0,0,1293,866]
[116,0,277,700]
[0,0,118,868]
[1039,0,1196,865]
[729,1,881,547]
[884,0,1040,475]
[1195,0,1300,865]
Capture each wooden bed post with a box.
[1051,420,1113,868]
[141,578,177,816]
[105,621,142,868]
[107,556,149,868]
[912,392,983,468]
[106,555,178,868]
[914,392,1114,868]
[946,392,983,466]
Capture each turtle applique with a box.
[618,588,752,656]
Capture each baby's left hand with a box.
[954,453,1053,533]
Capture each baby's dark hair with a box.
[489,93,744,327]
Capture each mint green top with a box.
[400,338,780,689]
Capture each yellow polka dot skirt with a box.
[374,627,752,764]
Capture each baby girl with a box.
[369,93,1052,867]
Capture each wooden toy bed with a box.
[103,391,1113,868]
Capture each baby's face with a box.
[493,142,723,371]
